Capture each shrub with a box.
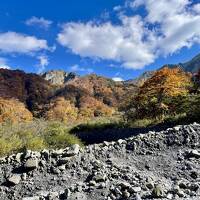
[16,130,46,151]
[43,122,83,148]
[70,120,125,133]
[128,118,155,128]
[0,135,22,156]
[0,98,33,123]
[45,97,78,122]
[0,120,83,156]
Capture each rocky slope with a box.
[1,123,200,200]
[125,71,155,87]
[42,70,78,85]
[53,74,137,107]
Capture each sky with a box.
[0,0,200,81]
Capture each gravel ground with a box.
[1,123,200,200]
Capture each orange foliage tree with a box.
[0,98,33,123]
[140,67,191,98]
[45,97,78,122]
[78,96,114,119]
[124,67,192,120]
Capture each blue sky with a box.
[0,0,200,80]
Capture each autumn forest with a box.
[1,59,200,156]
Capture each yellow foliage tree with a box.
[124,67,192,121]
[78,96,114,119]
[45,97,78,122]
[139,66,191,99]
[0,98,33,123]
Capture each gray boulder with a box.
[7,174,21,185]
[24,158,38,170]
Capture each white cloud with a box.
[193,4,200,14]
[0,57,11,69]
[113,5,122,12]
[112,77,124,82]
[57,1,200,69]
[57,17,155,69]
[0,32,50,54]
[132,0,200,55]
[131,0,190,23]
[70,64,93,73]
[25,16,53,29]
[37,55,49,73]
[0,65,10,69]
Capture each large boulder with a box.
[24,158,38,170]
[7,174,21,185]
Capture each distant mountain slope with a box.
[53,74,137,108]
[125,52,200,87]
[159,53,200,73]
[0,69,53,115]
[0,69,137,120]
[125,71,155,87]
[182,53,200,73]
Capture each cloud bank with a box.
[0,32,50,54]
[57,0,200,69]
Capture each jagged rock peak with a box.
[42,70,78,85]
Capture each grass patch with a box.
[128,113,192,128]
[43,122,83,148]
[128,118,156,128]
[0,119,83,157]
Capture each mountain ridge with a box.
[0,51,200,122]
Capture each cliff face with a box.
[42,70,78,85]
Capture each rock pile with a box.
[1,123,200,199]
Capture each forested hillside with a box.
[0,69,137,123]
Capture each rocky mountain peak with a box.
[125,71,155,86]
[42,70,78,85]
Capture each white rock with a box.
[132,187,142,193]
[166,193,173,199]
[7,174,21,185]
[22,197,40,200]
[64,144,80,157]
[190,150,200,158]
[24,158,38,170]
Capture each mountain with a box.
[53,74,137,107]
[0,69,137,121]
[159,53,200,73]
[125,71,155,87]
[128,52,200,86]
[42,70,78,85]
[0,69,53,115]
[182,53,200,73]
[2,50,200,123]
